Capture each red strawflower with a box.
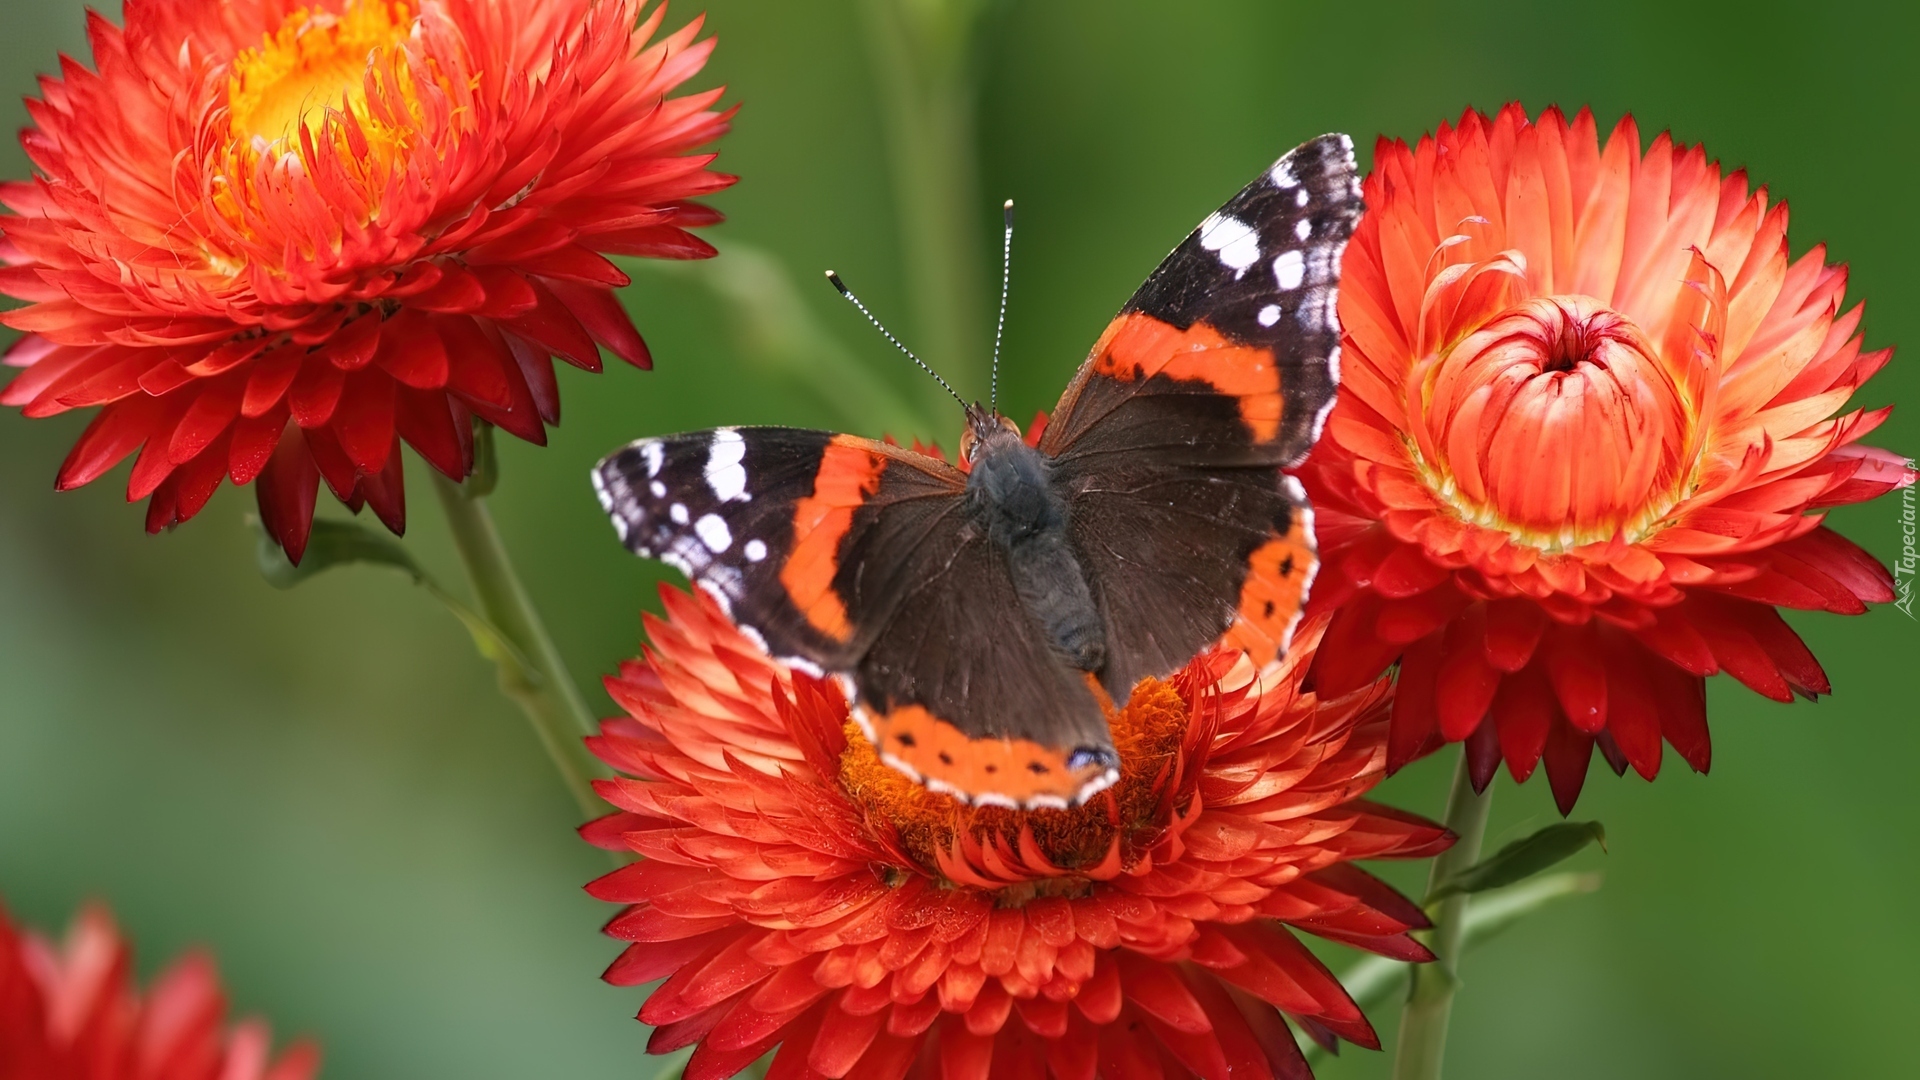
[0,0,733,561]
[0,901,318,1080]
[581,588,1451,1080]
[1305,104,1908,811]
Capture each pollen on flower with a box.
[228,2,416,147]
[214,0,454,246]
[836,676,1192,882]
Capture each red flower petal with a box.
[255,427,319,565]
[1303,103,1902,807]
[2,0,734,557]
[0,900,317,1079]
[588,595,1445,1077]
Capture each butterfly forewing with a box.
[1044,134,1362,690]
[595,426,866,669]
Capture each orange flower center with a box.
[1413,295,1695,550]
[837,678,1192,891]
[228,1,416,149]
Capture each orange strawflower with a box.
[1306,104,1907,810]
[1,0,732,561]
[0,900,318,1080]
[582,588,1450,1080]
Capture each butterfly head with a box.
[960,402,1021,465]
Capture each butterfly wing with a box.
[596,427,880,669]
[594,429,1117,808]
[1042,133,1363,695]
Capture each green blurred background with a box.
[2,1,1916,1076]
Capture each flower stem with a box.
[430,472,604,818]
[858,0,992,411]
[1303,869,1601,1061]
[1391,751,1495,1080]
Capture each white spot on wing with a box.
[744,539,768,562]
[704,428,749,503]
[1295,218,1312,241]
[1314,339,1343,445]
[670,503,689,525]
[736,621,769,654]
[781,654,826,679]
[1307,246,1333,283]
[640,440,664,478]
[693,577,737,617]
[1295,188,1309,207]
[1270,158,1299,188]
[695,513,732,553]
[1279,472,1320,657]
[591,468,628,540]
[1297,287,1330,328]
[1257,304,1282,327]
[1073,769,1119,806]
[1273,250,1305,290]
[1198,212,1261,275]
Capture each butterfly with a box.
[593,134,1362,809]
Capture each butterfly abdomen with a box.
[966,429,1106,673]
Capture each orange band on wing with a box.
[1220,513,1316,664]
[1091,312,1284,443]
[865,704,1111,807]
[781,435,887,642]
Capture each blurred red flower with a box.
[1306,104,1907,811]
[0,901,317,1080]
[0,0,732,561]
[581,589,1451,1080]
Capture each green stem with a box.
[1391,751,1495,1080]
[430,472,604,818]
[858,0,991,412]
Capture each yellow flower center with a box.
[228,1,416,149]
[837,677,1192,887]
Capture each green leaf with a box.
[255,517,426,590]
[1428,821,1607,902]
[250,515,538,681]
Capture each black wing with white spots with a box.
[1119,131,1361,458]
[1038,133,1363,691]
[594,426,853,667]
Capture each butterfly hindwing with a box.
[849,516,1119,809]
[1044,134,1362,690]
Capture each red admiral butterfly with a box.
[594,134,1361,809]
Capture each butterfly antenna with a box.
[825,270,967,410]
[990,199,1014,418]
